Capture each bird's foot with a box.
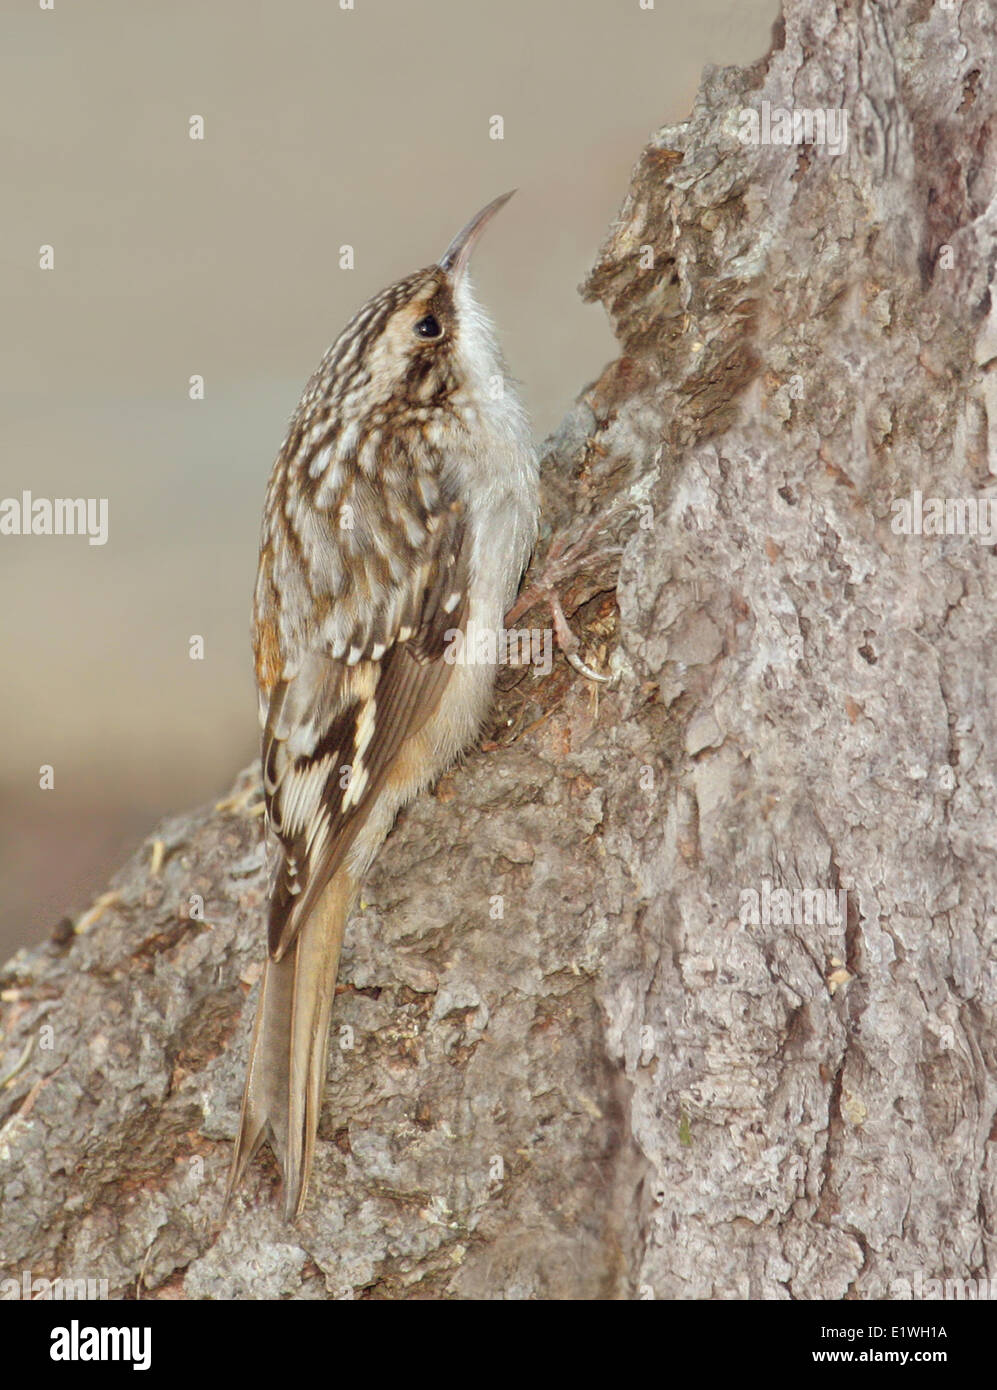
[506,507,624,684]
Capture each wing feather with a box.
[261,493,469,960]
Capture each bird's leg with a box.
[506,505,625,684]
[215,777,266,817]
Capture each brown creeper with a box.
[227,192,539,1220]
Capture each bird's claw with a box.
[506,506,624,684]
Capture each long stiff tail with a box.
[226,867,357,1221]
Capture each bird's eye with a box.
[413,314,443,340]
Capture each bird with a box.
[226,191,539,1221]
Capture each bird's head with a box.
[311,192,517,425]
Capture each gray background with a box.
[0,0,779,954]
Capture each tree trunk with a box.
[3,0,997,1299]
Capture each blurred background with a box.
[0,0,779,956]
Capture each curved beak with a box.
[439,190,516,283]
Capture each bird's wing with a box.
[258,459,469,961]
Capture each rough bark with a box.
[3,0,997,1299]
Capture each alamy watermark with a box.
[891,1271,997,1300]
[739,880,847,928]
[1,1269,109,1300]
[0,491,108,546]
[737,100,848,155]
[444,621,552,677]
[891,490,997,544]
[50,1320,150,1370]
